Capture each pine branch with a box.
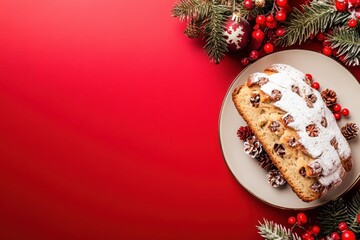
[202,4,229,63]
[172,0,213,21]
[328,27,360,66]
[277,0,351,46]
[257,219,301,240]
[348,190,360,235]
[317,197,348,236]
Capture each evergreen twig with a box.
[348,190,360,236]
[257,219,301,240]
[277,0,351,46]
[171,0,213,21]
[317,197,348,236]
[328,27,360,66]
[202,4,229,63]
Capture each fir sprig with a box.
[202,4,229,63]
[328,27,360,66]
[277,0,351,47]
[348,190,360,235]
[257,219,301,240]
[317,197,348,236]
[171,0,213,21]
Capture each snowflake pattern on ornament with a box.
[224,25,244,50]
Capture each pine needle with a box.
[257,219,301,240]
[171,0,213,21]
[277,0,351,46]
[328,27,360,66]
[317,197,348,236]
[348,190,360,235]
[202,4,229,63]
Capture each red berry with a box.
[305,73,313,81]
[263,43,274,53]
[308,237,314,240]
[323,46,332,56]
[349,0,359,5]
[336,0,348,11]
[266,20,278,29]
[342,230,356,240]
[333,104,342,112]
[332,47,340,57]
[249,50,259,61]
[276,0,288,7]
[331,232,341,240]
[241,57,250,66]
[348,19,358,28]
[311,82,320,90]
[275,11,287,22]
[357,213,360,224]
[339,55,346,64]
[244,0,254,9]
[341,108,350,116]
[297,213,308,225]
[256,15,266,26]
[288,216,296,225]
[311,225,320,235]
[276,27,286,37]
[338,222,348,231]
[323,40,331,48]
[252,29,265,42]
[266,15,275,22]
[302,232,311,239]
[316,32,326,41]
[334,112,342,120]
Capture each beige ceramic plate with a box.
[219,50,360,209]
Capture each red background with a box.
[0,1,359,239]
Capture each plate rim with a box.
[218,49,360,210]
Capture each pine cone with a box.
[257,153,275,171]
[267,169,286,188]
[321,89,337,107]
[237,126,253,141]
[255,0,265,8]
[341,123,359,140]
[184,22,200,39]
[244,136,262,158]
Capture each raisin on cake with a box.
[232,64,352,202]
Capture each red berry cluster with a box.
[307,73,351,121]
[327,222,356,240]
[333,103,350,121]
[335,0,360,28]
[241,0,291,66]
[318,0,360,63]
[287,213,358,240]
[287,212,321,240]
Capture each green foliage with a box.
[348,190,360,236]
[277,0,350,46]
[257,219,301,240]
[172,0,230,63]
[171,0,213,22]
[317,197,348,236]
[202,4,229,63]
[328,27,360,66]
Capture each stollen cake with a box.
[232,64,352,202]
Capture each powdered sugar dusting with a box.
[250,64,352,189]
